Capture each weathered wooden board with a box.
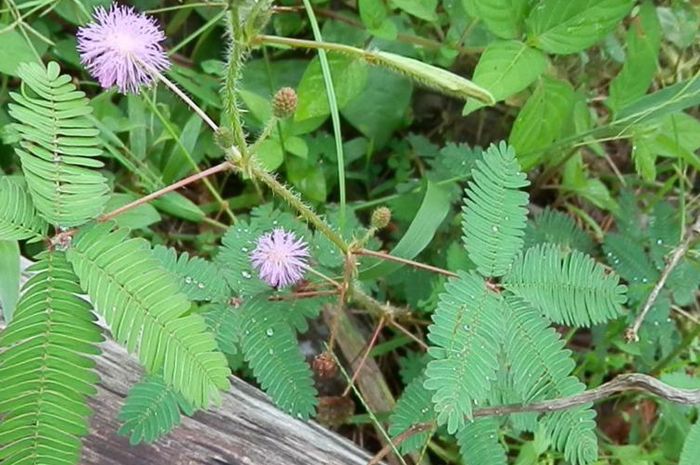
[1,257,379,465]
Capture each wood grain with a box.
[2,257,379,465]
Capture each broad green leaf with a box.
[392,0,438,22]
[0,240,20,323]
[657,5,699,49]
[360,0,388,30]
[295,55,368,121]
[630,134,657,182]
[608,1,661,115]
[463,40,547,115]
[163,113,203,183]
[614,75,700,126]
[467,0,531,39]
[256,138,285,171]
[0,26,42,76]
[509,76,575,170]
[152,192,206,223]
[562,154,617,211]
[526,0,634,54]
[360,181,451,280]
[679,421,700,465]
[104,194,160,230]
[342,67,413,147]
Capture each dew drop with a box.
[197,282,205,289]
[492,225,499,233]
[184,276,193,284]
[242,247,249,252]
[656,239,662,245]
[266,328,274,337]
[268,348,274,355]
[242,271,252,279]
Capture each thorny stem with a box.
[245,159,349,252]
[627,214,700,341]
[369,373,700,465]
[222,5,249,159]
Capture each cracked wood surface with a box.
[2,257,378,465]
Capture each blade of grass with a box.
[301,0,346,230]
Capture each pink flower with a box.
[77,4,169,94]
[250,229,310,289]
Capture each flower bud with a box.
[371,207,392,230]
[312,352,337,379]
[272,87,297,118]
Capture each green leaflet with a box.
[456,418,507,465]
[424,272,504,433]
[504,244,627,327]
[240,295,318,419]
[526,0,634,55]
[0,176,49,242]
[463,40,547,115]
[0,251,103,465]
[462,142,529,278]
[152,245,229,302]
[360,181,451,280]
[8,61,109,227]
[0,241,20,323]
[66,223,230,409]
[503,297,598,465]
[201,302,241,355]
[118,375,194,445]
[679,420,700,465]
[389,375,435,454]
[524,208,596,255]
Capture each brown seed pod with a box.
[312,351,338,379]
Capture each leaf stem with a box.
[99,161,234,223]
[627,214,700,341]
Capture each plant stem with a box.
[100,161,233,223]
[356,248,458,278]
[246,160,349,252]
[150,67,220,134]
[141,94,236,223]
[368,373,700,465]
[627,214,700,341]
[222,6,249,158]
[300,0,346,229]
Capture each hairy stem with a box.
[246,160,348,252]
[222,6,249,158]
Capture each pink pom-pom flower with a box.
[77,4,170,94]
[250,228,310,289]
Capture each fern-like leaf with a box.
[648,201,681,268]
[0,176,48,241]
[66,223,230,408]
[679,419,700,465]
[603,233,658,287]
[240,295,317,418]
[201,302,241,355]
[424,271,503,433]
[504,244,627,327]
[118,375,194,445]
[388,375,435,454]
[0,251,103,465]
[456,418,507,465]
[524,208,595,255]
[462,142,529,277]
[9,62,109,227]
[216,219,272,299]
[152,245,228,302]
[504,296,598,465]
